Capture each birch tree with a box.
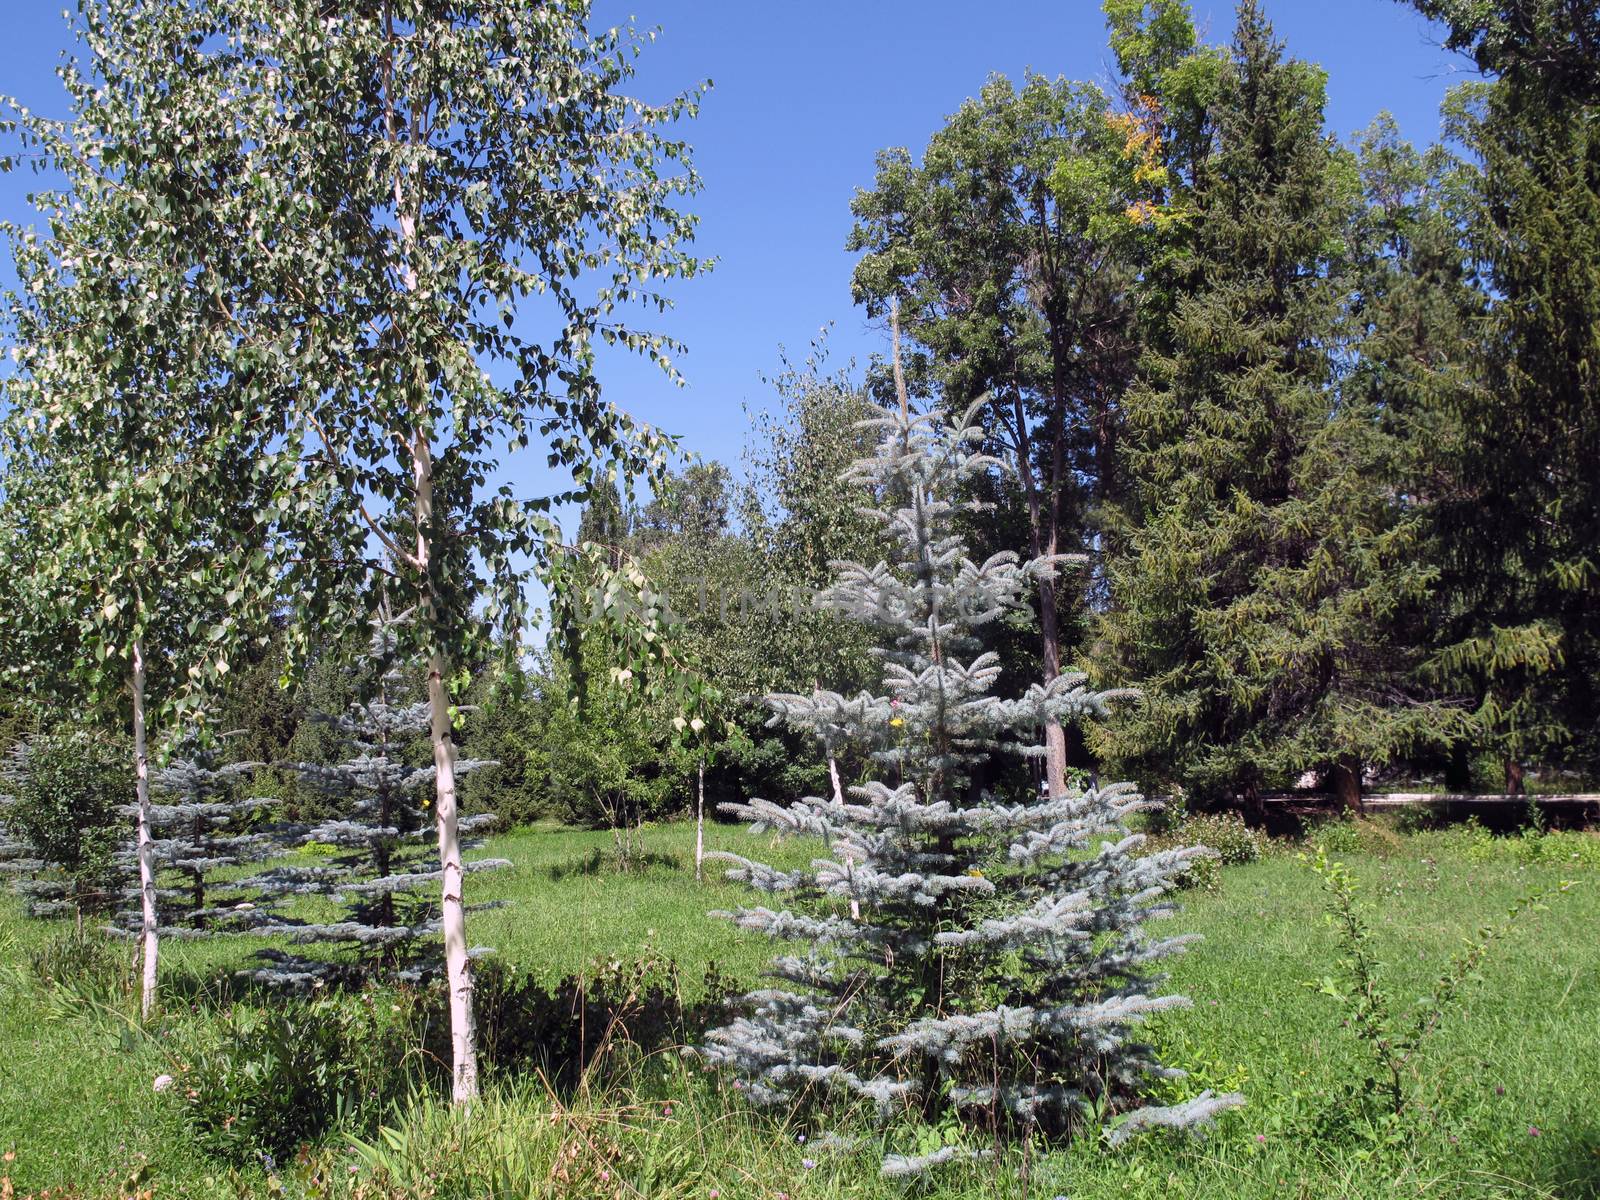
[153,0,706,1102]
[0,2,299,1019]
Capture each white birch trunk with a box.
[390,36,478,1099]
[415,431,479,1104]
[695,757,705,882]
[131,638,159,1020]
[829,754,861,921]
[430,651,479,1103]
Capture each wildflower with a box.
[1255,1134,1266,1144]
[152,1074,174,1094]
[889,717,904,728]
[802,1159,816,1170]
[1529,1126,1542,1137]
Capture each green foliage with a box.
[27,927,134,1009]
[1306,816,1364,855]
[539,643,694,845]
[1402,0,1600,97]
[4,729,129,915]
[1145,810,1266,890]
[172,993,417,1167]
[1464,824,1600,870]
[1097,1,1454,806]
[1301,847,1566,1133]
[0,0,300,731]
[1405,12,1600,777]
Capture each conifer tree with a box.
[117,739,278,937]
[1098,0,1444,811]
[704,384,1238,1175]
[850,76,1142,798]
[239,618,507,988]
[1395,0,1600,784]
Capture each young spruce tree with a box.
[240,616,506,987]
[704,386,1238,1175]
[121,739,278,937]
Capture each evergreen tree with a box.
[1,731,129,922]
[240,619,507,987]
[850,75,1141,798]
[1397,0,1600,785]
[704,392,1237,1174]
[1098,1,1443,810]
[116,739,278,937]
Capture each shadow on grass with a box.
[1539,1130,1600,1199]
[540,845,685,881]
[452,954,735,1096]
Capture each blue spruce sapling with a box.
[703,398,1241,1174]
[239,616,507,986]
[115,737,279,937]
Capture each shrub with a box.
[172,992,416,1165]
[468,944,736,1091]
[1144,811,1265,890]
[1466,825,1600,869]
[3,728,129,918]
[1184,812,1267,865]
[1305,815,1362,854]
[1301,848,1567,1139]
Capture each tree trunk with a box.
[1505,758,1525,796]
[426,650,478,1103]
[1004,385,1069,799]
[1037,580,1068,800]
[415,423,479,1104]
[1241,779,1265,827]
[828,754,861,921]
[131,638,159,1021]
[392,22,477,1099]
[694,757,705,883]
[1331,760,1363,815]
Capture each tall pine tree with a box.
[1399,0,1600,785]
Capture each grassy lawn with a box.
[2,819,1598,1198]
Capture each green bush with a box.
[1305,815,1362,854]
[1466,825,1600,869]
[172,992,416,1166]
[1143,811,1265,890]
[1185,812,1267,865]
[4,728,129,916]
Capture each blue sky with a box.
[0,0,1473,525]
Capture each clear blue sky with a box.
[0,0,1472,518]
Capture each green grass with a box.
[2,819,1599,1198]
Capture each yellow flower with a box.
[889,717,905,728]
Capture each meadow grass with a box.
[1,818,1598,1198]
